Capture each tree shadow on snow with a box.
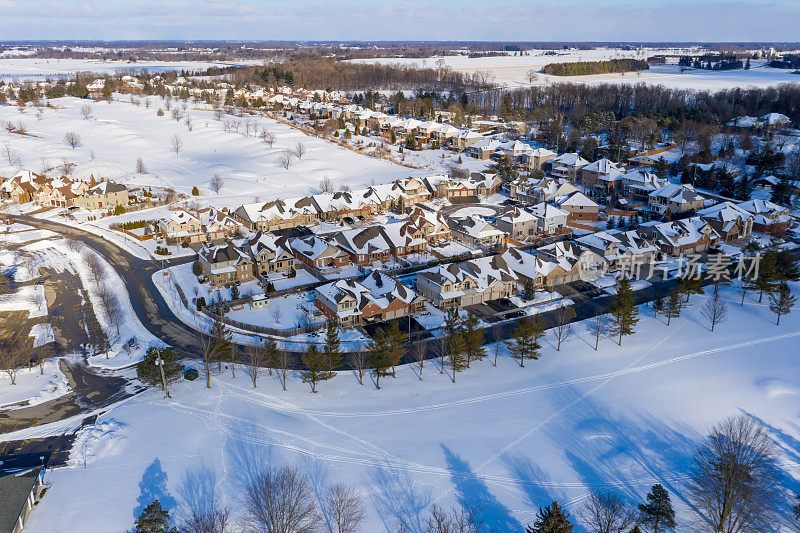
[367,462,431,533]
[440,444,524,532]
[132,457,177,522]
[224,435,275,491]
[500,454,563,514]
[175,465,223,526]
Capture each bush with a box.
[120,220,147,230]
[288,267,297,278]
[113,204,126,215]
[181,241,189,248]
[192,260,202,276]
[191,186,199,196]
[196,296,206,310]
[230,284,240,300]
[154,246,170,256]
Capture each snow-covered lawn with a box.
[12,281,800,532]
[265,268,317,291]
[0,358,70,410]
[0,96,424,211]
[226,293,323,331]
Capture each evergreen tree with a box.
[609,278,639,345]
[134,500,176,533]
[136,347,183,391]
[769,282,796,325]
[460,312,486,368]
[629,527,643,533]
[368,329,392,389]
[652,295,665,318]
[191,186,199,196]
[523,279,536,301]
[664,288,684,326]
[448,331,468,382]
[323,319,342,377]
[300,345,329,393]
[505,317,544,367]
[384,321,406,377]
[527,500,573,533]
[677,275,704,303]
[638,484,676,533]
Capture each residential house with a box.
[549,153,589,183]
[495,207,538,241]
[580,158,625,193]
[639,217,720,255]
[467,138,503,160]
[159,207,240,245]
[521,147,557,172]
[234,197,317,232]
[73,181,128,211]
[407,206,451,244]
[315,271,425,326]
[416,255,517,309]
[737,199,792,236]
[575,229,658,268]
[448,215,508,250]
[289,235,350,269]
[622,170,669,203]
[527,202,569,234]
[555,191,600,222]
[311,191,375,222]
[535,240,608,285]
[241,231,295,276]
[199,242,254,287]
[698,202,754,242]
[647,184,705,219]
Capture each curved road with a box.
[12,214,204,357]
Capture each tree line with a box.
[542,59,650,76]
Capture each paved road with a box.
[12,214,203,357]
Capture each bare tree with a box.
[245,343,264,388]
[431,335,448,374]
[170,134,183,156]
[66,235,82,253]
[276,346,294,391]
[185,115,193,131]
[177,466,230,533]
[426,503,484,533]
[209,173,224,194]
[552,304,576,351]
[63,131,81,149]
[85,253,105,287]
[491,323,503,366]
[28,289,45,312]
[412,343,426,380]
[3,143,19,166]
[198,330,219,389]
[346,349,368,385]
[688,415,780,532]
[244,465,317,533]
[280,149,293,169]
[80,104,92,120]
[294,142,307,160]
[579,491,636,533]
[96,284,122,336]
[214,108,224,121]
[271,304,283,324]
[135,157,147,174]
[321,483,366,533]
[262,130,276,147]
[700,292,728,332]
[318,176,334,193]
[171,107,183,121]
[590,306,609,351]
[0,340,25,385]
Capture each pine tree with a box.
[368,329,392,389]
[323,319,342,377]
[677,275,704,304]
[638,484,676,533]
[527,500,573,532]
[136,347,183,391]
[769,282,796,325]
[460,312,485,368]
[135,500,176,533]
[505,317,544,367]
[191,186,199,196]
[300,345,329,393]
[523,279,536,301]
[609,278,639,345]
[664,288,683,326]
[384,320,406,377]
[448,331,468,382]
[652,295,665,318]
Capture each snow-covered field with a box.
[0,358,70,410]
[0,58,247,82]
[0,96,424,209]
[352,50,800,90]
[11,282,800,532]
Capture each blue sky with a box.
[0,0,797,42]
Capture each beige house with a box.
[448,215,508,250]
[199,242,254,288]
[242,231,295,277]
[417,255,517,309]
[72,181,128,211]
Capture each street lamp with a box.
[154,350,170,398]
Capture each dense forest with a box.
[542,59,650,76]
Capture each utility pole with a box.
[154,348,170,398]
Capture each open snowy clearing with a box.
[0,358,70,410]
[0,58,251,82]
[0,96,425,210]
[352,52,800,90]
[11,282,800,532]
